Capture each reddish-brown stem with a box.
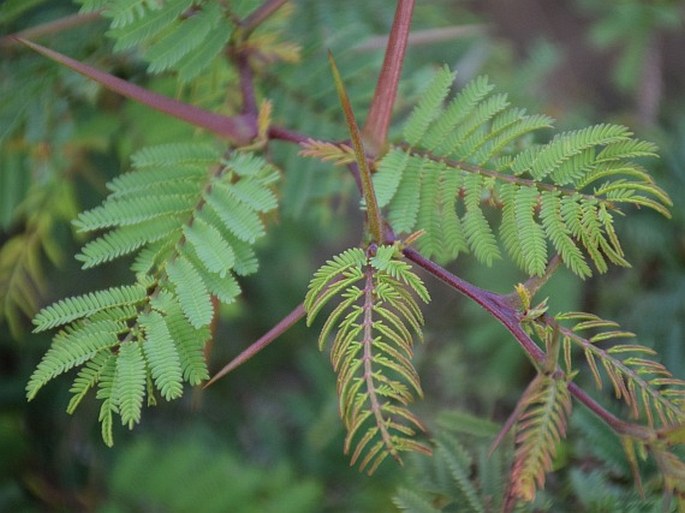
[362,0,415,155]
[204,303,305,387]
[361,264,395,456]
[402,247,655,441]
[0,12,102,49]
[240,0,289,37]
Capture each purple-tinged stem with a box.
[267,125,313,145]
[329,51,383,243]
[403,247,656,441]
[204,303,305,387]
[15,37,257,145]
[360,265,396,458]
[235,51,258,115]
[354,24,486,52]
[362,0,415,155]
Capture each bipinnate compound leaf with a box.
[28,144,280,445]
[376,68,671,276]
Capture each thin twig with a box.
[0,12,102,49]
[15,37,257,145]
[362,0,415,155]
[235,52,258,115]
[204,303,305,387]
[403,246,657,441]
[240,0,289,37]
[353,24,486,52]
[522,254,562,298]
[267,125,312,145]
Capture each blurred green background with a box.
[1,1,684,511]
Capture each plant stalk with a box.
[329,51,384,243]
[0,12,102,49]
[403,247,656,441]
[240,0,289,37]
[205,303,305,387]
[15,38,257,145]
[362,0,415,155]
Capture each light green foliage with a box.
[375,66,671,276]
[26,143,280,444]
[304,244,431,474]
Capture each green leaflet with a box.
[28,143,280,445]
[139,311,184,400]
[114,341,147,429]
[103,0,234,82]
[393,489,442,513]
[166,255,213,329]
[32,284,148,332]
[375,68,671,276]
[182,218,235,278]
[305,244,431,474]
[26,320,123,400]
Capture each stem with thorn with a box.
[329,51,384,244]
[403,247,656,441]
[0,12,102,49]
[205,304,306,387]
[362,0,415,155]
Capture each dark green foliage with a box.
[393,412,506,513]
[98,432,323,513]
[77,0,244,82]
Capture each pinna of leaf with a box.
[26,147,280,446]
[300,54,433,473]
[304,244,432,473]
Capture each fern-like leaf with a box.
[139,311,184,400]
[114,341,147,429]
[29,144,279,444]
[104,0,233,82]
[305,244,431,474]
[554,312,685,427]
[393,488,443,513]
[507,374,572,506]
[26,319,123,400]
[165,255,213,329]
[32,284,148,332]
[376,68,671,276]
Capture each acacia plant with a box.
[2,0,684,510]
